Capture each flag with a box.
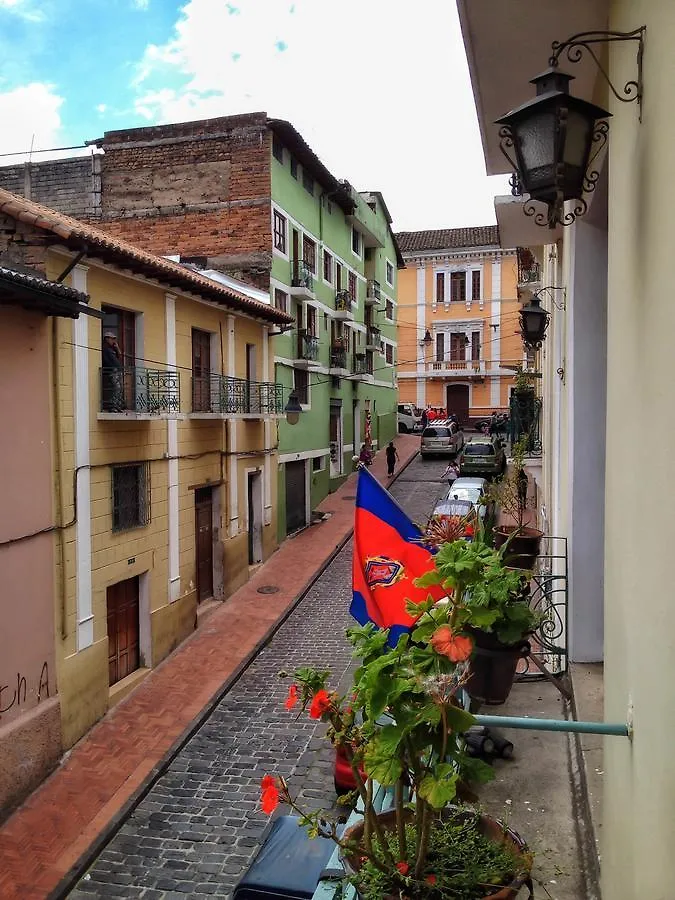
[350,467,446,648]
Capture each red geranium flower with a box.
[430,626,473,663]
[464,523,475,538]
[309,689,332,719]
[285,684,299,710]
[260,775,279,814]
[425,875,437,885]
[396,861,410,876]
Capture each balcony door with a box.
[450,333,466,362]
[101,306,136,410]
[192,329,211,412]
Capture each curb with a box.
[49,450,418,899]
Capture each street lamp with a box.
[519,294,550,349]
[419,329,432,348]
[283,390,302,425]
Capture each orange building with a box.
[395,227,524,424]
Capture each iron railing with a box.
[353,352,369,375]
[366,279,381,300]
[192,374,284,415]
[297,329,319,361]
[291,259,313,290]
[330,346,348,369]
[516,247,541,285]
[335,290,353,312]
[366,325,381,346]
[509,391,543,455]
[516,537,568,678]
[100,366,180,414]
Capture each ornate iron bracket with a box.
[549,27,646,119]
[535,286,567,311]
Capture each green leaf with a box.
[459,755,496,785]
[414,570,444,588]
[362,732,404,786]
[418,763,459,809]
[444,705,477,734]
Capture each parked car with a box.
[397,402,423,433]
[439,476,495,523]
[420,420,465,458]
[458,438,506,477]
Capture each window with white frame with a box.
[450,271,466,303]
[385,298,394,320]
[294,367,309,405]
[273,210,287,254]
[471,270,481,302]
[385,260,394,286]
[302,235,316,274]
[274,288,288,313]
[385,343,394,365]
[352,227,361,256]
[323,250,333,283]
[436,272,445,304]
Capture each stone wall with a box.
[0,156,101,219]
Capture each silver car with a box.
[420,420,465,458]
[442,476,494,522]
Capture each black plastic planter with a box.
[465,628,530,706]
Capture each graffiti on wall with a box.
[0,662,51,721]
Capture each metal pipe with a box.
[474,714,630,737]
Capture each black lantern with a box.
[496,69,611,228]
[283,390,302,425]
[519,294,550,349]
[420,328,432,348]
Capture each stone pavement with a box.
[0,435,421,900]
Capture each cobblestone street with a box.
[69,457,449,900]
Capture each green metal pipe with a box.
[474,714,630,737]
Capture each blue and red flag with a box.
[350,467,446,648]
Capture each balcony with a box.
[365,280,381,306]
[353,351,374,381]
[509,392,542,456]
[295,329,321,368]
[365,325,381,350]
[329,344,349,375]
[516,247,541,290]
[290,260,315,298]
[334,289,354,321]
[192,374,284,418]
[99,366,180,418]
[426,359,486,378]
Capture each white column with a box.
[416,265,426,408]
[165,293,180,602]
[227,316,239,537]
[73,265,93,649]
[262,326,272,526]
[490,259,502,407]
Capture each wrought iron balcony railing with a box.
[366,326,381,346]
[509,391,543,455]
[330,347,348,370]
[192,373,284,416]
[291,259,313,291]
[335,290,353,312]
[366,279,381,300]
[516,247,541,285]
[100,366,180,414]
[297,329,319,361]
[353,352,369,376]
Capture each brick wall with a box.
[0,212,50,273]
[0,157,100,219]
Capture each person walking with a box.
[386,440,399,477]
[420,408,429,432]
[442,459,460,487]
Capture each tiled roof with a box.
[395,226,500,254]
[0,265,88,302]
[0,188,292,325]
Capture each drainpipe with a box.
[51,316,68,640]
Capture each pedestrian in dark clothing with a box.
[102,332,124,411]
[386,441,399,476]
[420,408,428,432]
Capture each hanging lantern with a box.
[283,390,302,425]
[519,294,550,349]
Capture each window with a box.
[436,272,445,303]
[302,169,314,195]
[303,235,316,273]
[112,463,150,532]
[450,272,466,303]
[348,271,357,302]
[290,157,298,179]
[307,305,317,337]
[385,299,394,320]
[386,260,394,286]
[312,455,325,472]
[352,227,361,256]
[436,332,444,362]
[471,332,481,361]
[272,134,283,163]
[273,210,287,253]
[192,328,212,412]
[472,270,481,301]
[294,368,309,405]
[385,343,394,365]
[450,333,466,361]
[274,289,288,313]
[464,443,495,457]
[323,250,333,283]
[423,427,451,438]
[335,265,342,291]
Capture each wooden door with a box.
[195,487,214,602]
[446,384,470,426]
[106,577,140,686]
[192,329,211,412]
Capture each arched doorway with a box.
[446,384,470,426]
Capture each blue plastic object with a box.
[233,816,336,900]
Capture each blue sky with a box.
[0,0,509,230]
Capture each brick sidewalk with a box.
[0,435,419,900]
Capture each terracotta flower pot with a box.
[465,628,530,706]
[493,526,543,571]
[342,807,531,899]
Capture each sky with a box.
[0,0,510,231]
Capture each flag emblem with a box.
[365,556,404,588]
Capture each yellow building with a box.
[395,228,524,424]
[0,188,291,757]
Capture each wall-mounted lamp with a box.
[519,294,550,349]
[496,27,645,229]
[283,390,302,425]
[419,328,432,348]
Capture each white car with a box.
[440,476,493,522]
[398,403,423,433]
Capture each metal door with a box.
[195,487,214,602]
[285,461,306,534]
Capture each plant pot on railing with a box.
[342,807,532,900]
[493,526,543,571]
[465,628,531,706]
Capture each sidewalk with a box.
[0,435,420,900]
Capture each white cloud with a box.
[96,103,107,113]
[133,0,509,229]
[0,0,45,21]
[132,0,149,9]
[0,83,66,162]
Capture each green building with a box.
[268,123,403,538]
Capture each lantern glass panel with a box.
[514,108,557,194]
[563,108,593,167]
[521,308,546,342]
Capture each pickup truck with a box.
[397,403,422,433]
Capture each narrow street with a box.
[68,457,450,900]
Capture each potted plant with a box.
[416,521,542,706]
[487,438,543,571]
[260,603,533,898]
